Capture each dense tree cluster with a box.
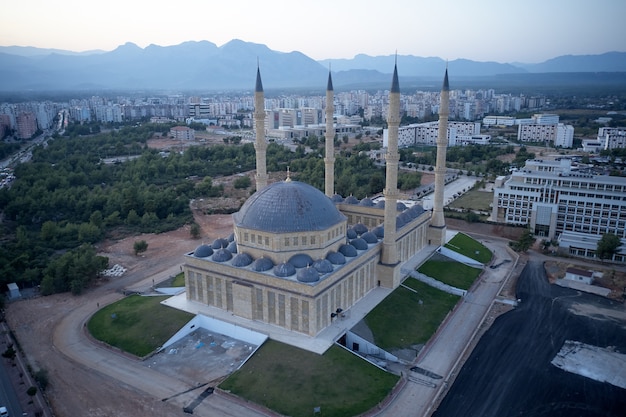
[399,144,517,177]
[0,128,257,293]
[0,127,395,295]
[0,142,21,159]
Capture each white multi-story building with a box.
[492,158,626,262]
[94,104,124,123]
[517,123,557,142]
[169,126,195,140]
[532,113,560,125]
[482,115,515,126]
[395,121,481,148]
[597,127,626,150]
[265,108,322,130]
[554,124,574,148]
[517,122,574,148]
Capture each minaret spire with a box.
[324,69,335,197]
[254,64,268,190]
[429,66,450,245]
[381,60,401,266]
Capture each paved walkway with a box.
[377,236,519,417]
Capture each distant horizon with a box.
[2,40,625,66]
[3,0,625,64]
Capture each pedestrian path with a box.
[377,237,518,417]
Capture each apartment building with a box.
[395,121,481,148]
[169,125,195,140]
[492,158,626,262]
[597,127,626,150]
[16,112,38,139]
[517,122,573,147]
[265,108,322,129]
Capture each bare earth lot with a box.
[5,212,235,417]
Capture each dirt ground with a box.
[4,211,235,417]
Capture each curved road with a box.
[51,264,267,417]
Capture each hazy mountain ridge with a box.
[0,41,625,91]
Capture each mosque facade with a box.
[183,65,449,337]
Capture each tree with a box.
[233,175,251,189]
[190,223,201,239]
[596,233,622,261]
[466,211,480,223]
[133,240,148,256]
[510,228,535,252]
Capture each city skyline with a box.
[3,0,626,64]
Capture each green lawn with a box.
[87,260,479,416]
[88,295,194,357]
[445,232,492,263]
[171,272,185,287]
[417,259,482,290]
[220,340,399,417]
[448,189,493,212]
[364,279,460,351]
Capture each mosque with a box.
[181,63,451,340]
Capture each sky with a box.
[2,0,626,63]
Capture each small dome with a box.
[326,251,346,265]
[231,253,253,267]
[312,259,334,273]
[398,212,412,225]
[359,197,374,206]
[331,194,344,203]
[227,233,235,242]
[350,238,368,250]
[396,202,407,211]
[289,253,314,268]
[339,244,358,257]
[193,244,213,258]
[211,238,229,249]
[212,248,232,262]
[346,228,358,239]
[396,215,406,229]
[273,262,296,277]
[375,200,385,208]
[353,223,368,235]
[227,241,238,253]
[409,205,425,217]
[344,195,359,205]
[405,208,419,219]
[251,257,274,272]
[361,231,379,244]
[372,225,384,238]
[297,267,320,283]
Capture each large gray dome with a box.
[233,180,346,233]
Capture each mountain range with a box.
[1,40,625,92]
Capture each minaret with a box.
[381,62,400,266]
[428,67,450,245]
[324,70,335,197]
[254,65,268,190]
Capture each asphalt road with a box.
[432,261,626,417]
[0,352,23,417]
[0,327,22,416]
